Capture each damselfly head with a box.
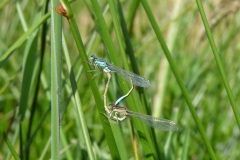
[90,55,96,62]
[89,55,97,66]
[108,103,115,109]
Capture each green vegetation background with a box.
[0,0,240,159]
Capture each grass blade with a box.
[3,132,20,160]
[51,0,62,159]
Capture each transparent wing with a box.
[107,63,150,88]
[127,110,180,131]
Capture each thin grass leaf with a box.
[182,129,191,160]
[3,132,20,160]
[18,31,38,121]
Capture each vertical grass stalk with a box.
[51,0,62,159]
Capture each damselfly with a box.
[90,55,150,88]
[107,103,180,131]
[103,74,180,131]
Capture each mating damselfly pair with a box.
[90,55,180,131]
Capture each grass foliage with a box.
[0,0,240,159]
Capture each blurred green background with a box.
[1,0,240,159]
